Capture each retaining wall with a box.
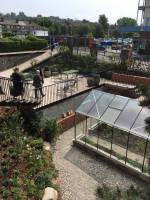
[112,73,150,86]
[0,53,42,72]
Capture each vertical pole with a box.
[74,113,77,140]
[125,132,130,164]
[85,117,88,145]
[110,127,114,157]
[142,138,149,172]
[96,120,99,150]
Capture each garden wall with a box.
[57,113,75,133]
[112,73,150,86]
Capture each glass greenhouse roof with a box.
[76,90,150,140]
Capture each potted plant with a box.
[44,66,51,77]
[87,73,100,87]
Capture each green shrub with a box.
[1,178,11,187]
[97,184,150,200]
[30,139,43,150]
[2,189,10,199]
[35,171,51,189]
[9,148,19,159]
[0,36,48,53]
[1,160,10,175]
[42,120,58,142]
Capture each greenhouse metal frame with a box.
[75,89,150,172]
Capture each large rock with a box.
[42,187,58,200]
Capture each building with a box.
[0,18,48,38]
[137,0,150,26]
[120,0,150,54]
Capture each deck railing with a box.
[0,76,35,104]
[0,76,91,108]
[35,76,89,109]
[1,72,146,108]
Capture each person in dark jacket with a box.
[11,67,24,97]
[39,66,44,84]
[33,70,45,98]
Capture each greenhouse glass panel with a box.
[114,99,142,131]
[110,95,129,110]
[76,90,103,115]
[131,107,150,139]
[101,107,121,124]
[92,89,104,99]
[88,104,108,119]
[97,92,115,107]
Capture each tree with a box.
[109,24,121,38]
[10,12,16,19]
[117,17,137,27]
[78,23,90,37]
[98,14,109,37]
[18,12,27,20]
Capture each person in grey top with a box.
[33,70,45,98]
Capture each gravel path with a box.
[54,127,145,200]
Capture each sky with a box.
[0,0,138,24]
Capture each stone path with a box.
[54,127,144,200]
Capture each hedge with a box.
[0,38,48,53]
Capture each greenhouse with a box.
[75,89,150,174]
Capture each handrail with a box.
[0,76,36,104]
[0,72,142,109]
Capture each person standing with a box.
[33,70,45,99]
[39,66,44,84]
[11,67,24,98]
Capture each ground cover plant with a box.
[96,184,150,200]
[0,108,59,200]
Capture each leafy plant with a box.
[35,171,51,189]
[97,184,150,200]
[42,119,58,142]
[30,139,43,150]
[1,160,10,175]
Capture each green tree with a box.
[117,17,137,27]
[98,14,109,37]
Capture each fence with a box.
[0,76,35,104]
[0,76,91,108]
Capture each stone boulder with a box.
[42,187,58,200]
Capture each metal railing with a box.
[0,76,35,104]
[0,73,143,108]
[35,76,89,109]
[0,75,91,108]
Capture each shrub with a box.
[42,120,58,142]
[2,189,10,199]
[35,171,51,189]
[1,160,10,175]
[30,139,43,150]
[20,107,42,136]
[0,36,48,53]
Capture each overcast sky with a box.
[1,0,138,24]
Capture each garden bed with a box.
[0,110,60,200]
